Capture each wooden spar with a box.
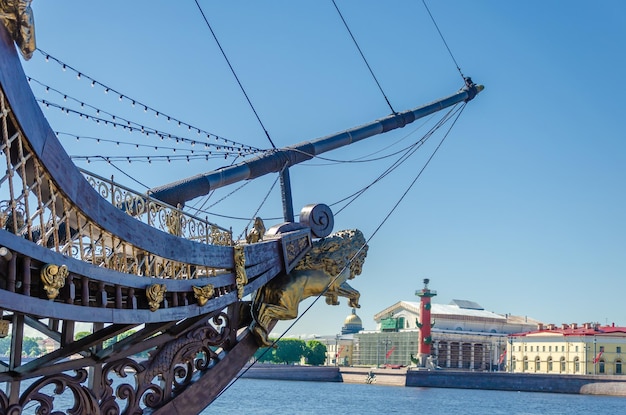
[148,79,484,207]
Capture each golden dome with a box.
[344,308,362,326]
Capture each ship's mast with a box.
[148,79,483,218]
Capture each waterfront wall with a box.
[406,370,626,396]
[241,364,342,382]
[340,366,407,386]
[241,365,626,396]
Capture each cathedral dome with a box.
[344,310,362,326]
[342,308,363,334]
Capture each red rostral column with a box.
[416,278,437,367]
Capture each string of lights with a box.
[29,81,262,156]
[71,154,224,164]
[38,97,257,157]
[33,49,266,154]
[56,132,240,155]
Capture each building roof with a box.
[450,299,484,310]
[513,324,626,337]
[374,300,506,322]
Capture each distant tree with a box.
[0,336,11,356]
[75,331,91,341]
[22,337,42,357]
[273,338,305,364]
[306,340,327,366]
[253,345,275,363]
[103,329,137,349]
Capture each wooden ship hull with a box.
[0,20,314,414]
[0,5,482,413]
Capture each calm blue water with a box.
[205,379,625,415]
[15,376,625,414]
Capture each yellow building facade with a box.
[507,323,626,375]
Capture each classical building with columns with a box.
[507,323,626,375]
[352,297,540,369]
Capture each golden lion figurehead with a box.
[294,229,368,279]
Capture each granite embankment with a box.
[240,364,626,396]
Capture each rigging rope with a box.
[421,0,466,80]
[89,156,152,190]
[235,171,282,241]
[332,105,462,215]
[32,52,259,152]
[216,103,468,401]
[193,0,277,149]
[332,0,396,114]
[181,106,457,223]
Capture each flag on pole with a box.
[593,351,603,364]
[335,345,345,358]
[385,346,396,359]
[498,349,507,365]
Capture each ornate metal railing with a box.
[79,168,232,245]
[0,86,230,279]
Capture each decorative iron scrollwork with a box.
[98,312,231,413]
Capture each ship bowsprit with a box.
[0,19,321,413]
[0,3,483,412]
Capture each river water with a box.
[205,379,625,414]
[15,376,625,414]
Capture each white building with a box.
[353,299,540,369]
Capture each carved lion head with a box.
[294,229,368,279]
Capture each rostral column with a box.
[415,278,437,367]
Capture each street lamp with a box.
[382,338,392,366]
[497,338,502,372]
[508,337,513,373]
[335,334,340,367]
[593,336,597,375]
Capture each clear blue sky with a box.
[22,1,626,337]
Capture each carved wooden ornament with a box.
[40,264,68,300]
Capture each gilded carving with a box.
[251,229,368,346]
[285,234,310,263]
[233,245,247,299]
[210,225,232,246]
[166,210,182,236]
[0,319,9,337]
[245,217,265,244]
[0,0,35,59]
[193,284,215,306]
[146,283,166,312]
[40,263,68,300]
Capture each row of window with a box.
[518,345,621,354]
[513,356,623,374]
